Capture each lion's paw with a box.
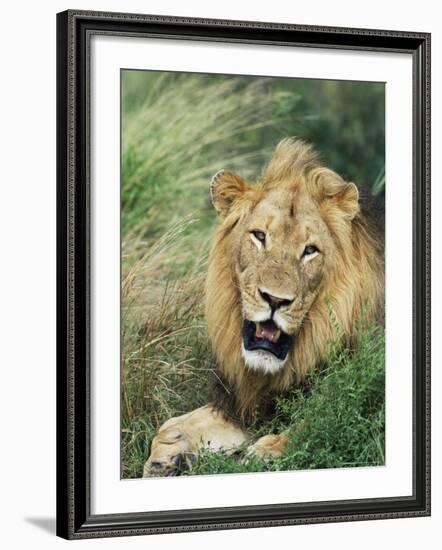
[143,423,197,478]
[246,434,288,459]
[143,405,248,477]
[143,416,197,477]
[143,450,196,477]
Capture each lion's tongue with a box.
[256,320,280,342]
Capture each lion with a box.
[143,138,384,477]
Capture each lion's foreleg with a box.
[143,405,248,477]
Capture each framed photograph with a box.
[56,10,431,539]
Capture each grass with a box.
[122,72,284,239]
[190,322,385,475]
[120,70,385,479]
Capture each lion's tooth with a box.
[256,322,262,337]
[274,329,281,342]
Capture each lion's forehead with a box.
[249,188,325,241]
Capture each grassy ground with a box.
[191,322,385,475]
[121,70,385,479]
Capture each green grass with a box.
[120,70,385,479]
[122,72,283,239]
[190,322,385,475]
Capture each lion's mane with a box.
[205,139,384,423]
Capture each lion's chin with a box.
[241,346,288,375]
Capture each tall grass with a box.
[122,72,285,238]
[121,220,214,478]
[121,71,385,479]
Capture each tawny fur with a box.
[206,138,384,422]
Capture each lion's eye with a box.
[303,244,319,256]
[251,230,266,244]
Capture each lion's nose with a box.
[259,289,294,310]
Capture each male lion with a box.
[143,138,384,477]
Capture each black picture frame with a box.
[56,9,431,540]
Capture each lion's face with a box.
[235,187,331,373]
[209,145,359,375]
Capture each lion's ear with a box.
[331,182,359,220]
[210,170,249,217]
[316,168,359,220]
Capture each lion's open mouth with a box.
[243,319,293,360]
